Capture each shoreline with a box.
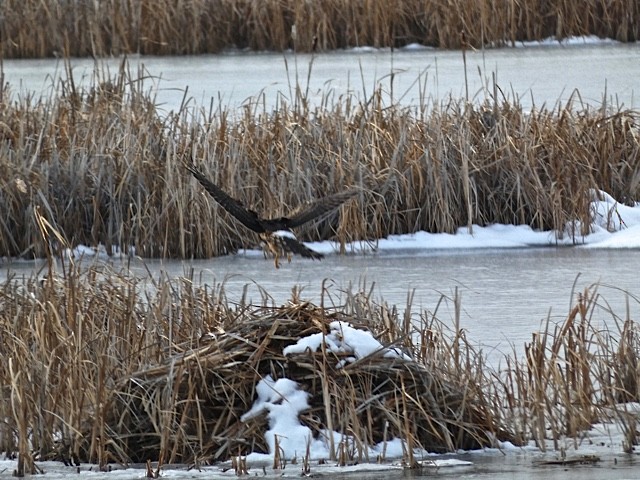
[2,1,638,58]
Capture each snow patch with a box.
[283,320,411,367]
[241,375,315,459]
[294,188,640,255]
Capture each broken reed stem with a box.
[320,324,336,461]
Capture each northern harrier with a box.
[187,165,357,268]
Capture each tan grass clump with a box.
[2,65,640,260]
[1,0,638,58]
[0,264,513,468]
[492,285,640,451]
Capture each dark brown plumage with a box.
[187,164,357,267]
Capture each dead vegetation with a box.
[1,64,639,260]
[1,0,638,58]
[0,258,638,472]
[0,261,507,470]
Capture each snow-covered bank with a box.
[27,189,639,263]
[289,190,640,257]
[402,34,626,51]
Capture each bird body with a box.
[187,165,356,267]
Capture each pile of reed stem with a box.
[1,263,638,469]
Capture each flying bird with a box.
[187,164,357,268]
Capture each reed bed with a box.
[1,65,639,260]
[493,285,640,453]
[0,263,506,470]
[1,263,638,472]
[1,0,638,58]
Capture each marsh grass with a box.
[0,263,501,466]
[1,64,639,261]
[1,261,639,468]
[492,285,640,452]
[1,0,638,58]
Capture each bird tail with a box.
[277,234,324,260]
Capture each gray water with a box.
[2,41,638,112]
[0,449,636,479]
[139,248,640,363]
[4,247,639,366]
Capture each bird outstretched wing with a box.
[283,189,359,229]
[188,163,357,234]
[186,164,266,233]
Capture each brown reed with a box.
[0,263,504,466]
[1,64,639,261]
[1,0,638,58]
[1,260,639,467]
[491,284,640,453]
